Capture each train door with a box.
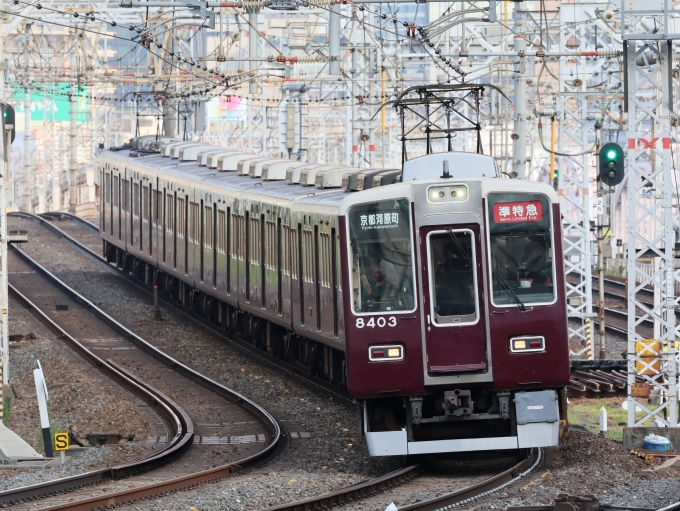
[419,224,487,374]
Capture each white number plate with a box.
[356,317,397,328]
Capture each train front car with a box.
[339,153,570,456]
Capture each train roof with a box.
[99,147,558,214]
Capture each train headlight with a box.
[510,336,545,353]
[369,345,404,361]
[427,185,468,203]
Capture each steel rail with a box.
[262,448,540,511]
[14,211,353,403]
[399,447,542,511]
[3,244,284,510]
[0,284,192,507]
[657,501,680,511]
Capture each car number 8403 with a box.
[356,317,397,328]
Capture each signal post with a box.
[597,142,625,359]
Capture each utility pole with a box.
[68,47,77,214]
[595,128,606,359]
[22,22,30,212]
[0,14,8,395]
[329,4,340,75]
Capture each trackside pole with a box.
[33,362,52,457]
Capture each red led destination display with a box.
[492,201,543,223]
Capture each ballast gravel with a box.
[478,431,679,511]
[0,299,156,489]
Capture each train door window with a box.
[225,208,231,293]
[427,230,478,325]
[314,226,320,331]
[142,184,149,252]
[115,176,121,240]
[487,193,555,306]
[162,189,167,263]
[114,176,120,238]
[277,218,282,315]
[245,212,251,302]
[260,214,265,308]
[149,187,154,256]
[336,236,342,293]
[203,203,214,282]
[348,198,415,314]
[296,225,304,324]
[331,228,338,337]
[184,196,190,273]
[106,173,112,235]
[172,193,178,269]
[132,182,138,245]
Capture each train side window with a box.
[217,210,226,255]
[265,220,276,270]
[303,230,313,283]
[282,226,290,277]
[162,189,166,263]
[290,228,298,280]
[166,195,174,234]
[348,198,415,314]
[250,216,260,266]
[113,176,119,207]
[204,204,213,250]
[105,173,111,205]
[177,198,186,239]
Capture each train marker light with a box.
[598,142,624,187]
[510,336,545,353]
[427,185,468,203]
[369,345,404,361]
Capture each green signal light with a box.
[606,150,617,159]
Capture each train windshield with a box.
[487,193,555,306]
[348,198,416,314]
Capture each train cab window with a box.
[427,230,477,324]
[487,193,555,307]
[348,198,415,314]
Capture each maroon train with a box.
[99,141,570,456]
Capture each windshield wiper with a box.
[447,229,470,264]
[492,254,526,311]
[496,274,526,311]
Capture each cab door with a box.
[419,224,487,374]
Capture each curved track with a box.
[2,233,283,510]
[262,448,541,511]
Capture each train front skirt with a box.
[363,389,560,456]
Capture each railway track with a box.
[566,275,655,337]
[2,239,283,510]
[262,448,542,511]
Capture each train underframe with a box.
[106,241,566,457]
